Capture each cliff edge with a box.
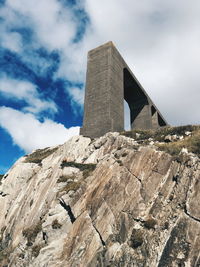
[0,126,200,266]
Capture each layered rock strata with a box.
[0,132,199,266]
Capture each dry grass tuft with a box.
[60,161,96,179]
[130,229,143,248]
[157,130,200,156]
[122,125,200,142]
[143,217,157,229]
[60,181,81,194]
[122,125,200,158]
[52,219,62,229]
[24,147,58,165]
[22,222,42,246]
[31,244,44,258]
[57,175,74,183]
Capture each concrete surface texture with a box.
[81,42,167,138]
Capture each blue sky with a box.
[1,0,200,174]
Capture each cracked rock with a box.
[0,132,199,266]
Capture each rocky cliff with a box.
[0,127,200,267]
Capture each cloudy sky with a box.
[0,0,200,173]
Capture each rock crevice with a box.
[0,132,199,266]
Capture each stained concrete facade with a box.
[80,41,167,138]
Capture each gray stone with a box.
[80,41,167,138]
[185,131,192,136]
[164,135,173,142]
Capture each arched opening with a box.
[151,105,156,115]
[158,114,166,126]
[123,68,149,129]
[124,100,131,130]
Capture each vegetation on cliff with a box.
[0,129,199,266]
[122,125,200,156]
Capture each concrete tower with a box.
[80,42,167,138]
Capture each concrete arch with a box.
[80,42,167,138]
[124,68,149,129]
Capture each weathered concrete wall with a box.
[81,42,167,138]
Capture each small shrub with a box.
[0,226,6,245]
[188,133,200,155]
[60,181,80,193]
[156,130,200,157]
[0,174,4,180]
[0,249,10,265]
[130,229,143,248]
[116,159,123,166]
[121,152,128,157]
[121,125,200,143]
[0,233,11,252]
[22,222,42,245]
[153,125,199,141]
[121,129,153,141]
[19,253,25,259]
[143,217,157,229]
[0,233,11,265]
[61,161,96,171]
[82,169,93,179]
[172,153,191,164]
[57,175,73,183]
[31,244,44,258]
[52,219,62,229]
[162,125,196,136]
[25,147,58,164]
[114,153,120,159]
[60,161,96,179]
[157,143,182,156]
[163,221,169,230]
[0,230,12,265]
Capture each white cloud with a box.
[1,31,22,53]
[0,106,80,153]
[65,86,85,116]
[6,0,76,51]
[1,0,200,126]
[1,0,88,97]
[69,87,84,106]
[0,77,57,114]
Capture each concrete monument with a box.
[80,42,167,138]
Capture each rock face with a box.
[0,132,200,267]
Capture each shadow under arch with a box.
[123,68,150,129]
